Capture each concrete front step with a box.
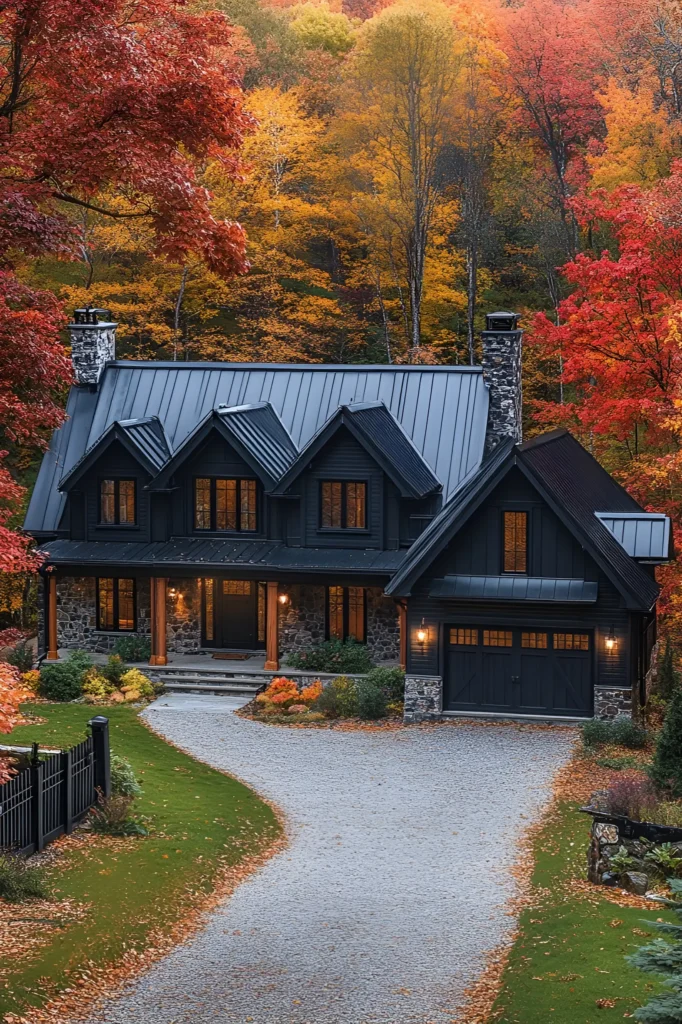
[162,679,263,696]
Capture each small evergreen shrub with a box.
[39,650,92,702]
[287,638,373,674]
[112,635,151,662]
[101,654,126,687]
[110,753,143,797]
[6,641,34,673]
[0,854,49,902]
[355,677,387,720]
[657,636,680,701]
[313,676,359,718]
[364,666,405,703]
[650,686,682,796]
[627,878,682,1020]
[582,717,647,749]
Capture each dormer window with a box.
[320,481,366,530]
[503,511,528,573]
[194,478,258,532]
[100,479,136,525]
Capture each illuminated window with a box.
[521,631,547,649]
[203,578,214,642]
[321,481,367,529]
[449,628,478,646]
[503,511,527,573]
[194,478,258,532]
[554,633,589,651]
[222,580,252,595]
[96,578,136,631]
[327,586,365,641]
[257,582,266,643]
[483,630,513,647]
[100,479,136,525]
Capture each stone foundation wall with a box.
[594,685,633,720]
[56,576,200,655]
[403,675,442,722]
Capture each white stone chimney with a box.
[69,306,117,387]
[481,311,522,455]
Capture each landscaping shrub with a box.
[312,676,358,718]
[355,677,387,720]
[256,677,301,714]
[39,650,92,702]
[581,717,647,749]
[101,654,126,687]
[657,636,680,700]
[650,802,682,828]
[110,753,143,797]
[0,854,49,902]
[287,638,373,674]
[364,666,405,703]
[90,794,148,836]
[627,878,682,1020]
[112,635,151,662]
[20,669,41,695]
[604,775,658,820]
[6,641,34,673]
[650,686,682,796]
[119,668,155,702]
[644,843,682,878]
[82,668,116,703]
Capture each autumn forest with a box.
[1,0,682,627]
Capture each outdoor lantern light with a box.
[278,592,289,605]
[416,619,428,645]
[605,627,617,652]
[168,587,178,599]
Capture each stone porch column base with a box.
[403,675,443,723]
[594,685,633,720]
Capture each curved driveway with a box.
[91,699,574,1024]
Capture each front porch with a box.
[45,574,404,672]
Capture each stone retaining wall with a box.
[587,816,681,895]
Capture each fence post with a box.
[61,748,73,834]
[31,760,44,853]
[88,717,111,799]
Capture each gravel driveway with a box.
[90,699,574,1024]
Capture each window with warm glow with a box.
[483,629,513,647]
[554,633,589,651]
[100,479,136,525]
[503,511,527,573]
[321,481,367,529]
[521,631,547,649]
[97,578,136,631]
[449,628,478,646]
[194,478,258,532]
[327,586,365,641]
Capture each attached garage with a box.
[445,625,593,717]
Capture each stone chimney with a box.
[69,306,117,387]
[481,311,522,454]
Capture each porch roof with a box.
[39,539,405,575]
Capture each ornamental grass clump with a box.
[0,854,49,902]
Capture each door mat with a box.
[212,653,250,661]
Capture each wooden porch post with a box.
[149,577,168,666]
[264,581,279,671]
[397,600,407,672]
[46,573,59,661]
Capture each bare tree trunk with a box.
[173,266,189,362]
[466,239,478,364]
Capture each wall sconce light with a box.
[168,587,178,600]
[605,627,617,652]
[416,619,428,645]
[278,592,289,605]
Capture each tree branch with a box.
[51,192,151,219]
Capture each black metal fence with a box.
[0,716,111,856]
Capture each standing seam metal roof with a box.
[25,362,489,534]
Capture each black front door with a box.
[445,625,593,716]
[201,579,265,650]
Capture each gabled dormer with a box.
[149,402,298,539]
[271,402,441,549]
[58,417,170,542]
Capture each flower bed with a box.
[244,669,405,725]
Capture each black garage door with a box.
[445,626,593,717]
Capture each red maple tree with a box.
[0,0,253,573]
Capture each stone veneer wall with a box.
[69,322,116,386]
[593,685,633,720]
[56,576,200,655]
[481,328,523,455]
[278,584,400,663]
[403,676,442,723]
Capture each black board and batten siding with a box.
[0,718,110,856]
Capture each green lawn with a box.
[0,704,281,1019]
[492,801,672,1023]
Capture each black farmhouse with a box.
[24,308,673,722]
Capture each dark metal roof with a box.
[519,431,661,611]
[272,401,441,498]
[595,512,672,562]
[150,402,298,490]
[58,415,171,490]
[39,538,405,574]
[25,362,488,533]
[429,575,598,603]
